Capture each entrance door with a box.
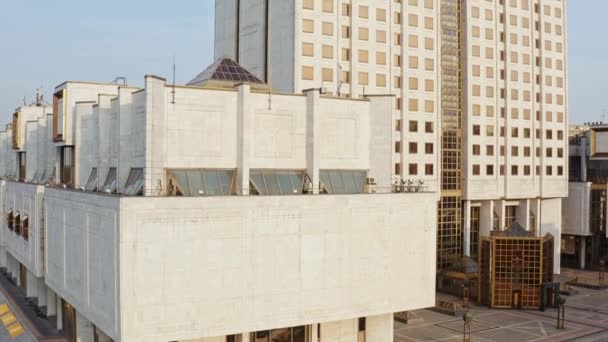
[62,300,76,342]
[512,290,522,309]
[19,264,27,294]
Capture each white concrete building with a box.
[562,124,608,269]
[0,59,438,342]
[214,0,569,273]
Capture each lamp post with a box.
[463,311,473,341]
[600,260,605,285]
[557,296,567,329]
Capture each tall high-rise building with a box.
[215,0,569,272]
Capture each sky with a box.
[0,0,606,124]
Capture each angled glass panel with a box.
[38,170,46,184]
[101,168,117,193]
[249,171,266,195]
[46,167,56,183]
[290,172,304,194]
[218,170,234,195]
[30,169,40,183]
[167,170,190,196]
[264,172,281,195]
[329,171,346,194]
[319,171,333,193]
[124,168,144,196]
[85,168,98,191]
[342,172,358,193]
[277,171,295,195]
[186,170,205,196]
[202,170,222,196]
[353,171,367,193]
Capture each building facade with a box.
[562,124,608,269]
[214,0,569,273]
[0,60,439,342]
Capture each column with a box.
[579,238,586,269]
[46,287,57,316]
[37,278,47,309]
[26,270,37,298]
[498,200,506,230]
[480,200,494,237]
[56,296,62,330]
[517,199,530,230]
[237,83,251,195]
[76,311,95,342]
[367,95,396,192]
[311,324,319,342]
[463,201,471,256]
[143,75,168,196]
[305,89,320,194]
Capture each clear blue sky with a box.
[0,0,605,124]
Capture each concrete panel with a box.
[119,193,436,342]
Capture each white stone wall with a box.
[44,189,120,341]
[119,193,436,342]
[75,102,98,188]
[3,182,44,277]
[562,182,591,236]
[55,82,120,146]
[24,121,38,181]
[165,87,238,169]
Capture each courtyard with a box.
[395,286,608,342]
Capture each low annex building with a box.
[0,58,439,342]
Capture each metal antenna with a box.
[172,54,176,104]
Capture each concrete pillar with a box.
[239,332,250,342]
[366,314,394,342]
[46,287,57,316]
[579,238,586,269]
[517,199,530,230]
[26,270,37,298]
[498,200,506,231]
[532,199,541,236]
[463,201,471,256]
[56,296,62,330]
[236,83,251,195]
[311,324,319,342]
[37,278,47,308]
[367,95,396,193]
[143,75,168,196]
[580,136,587,182]
[76,311,95,342]
[117,88,136,193]
[480,200,494,237]
[305,89,320,194]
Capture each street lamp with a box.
[557,296,567,329]
[463,311,473,341]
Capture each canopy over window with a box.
[249,170,306,195]
[167,169,235,196]
[319,170,367,194]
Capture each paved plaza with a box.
[0,287,36,342]
[395,286,608,342]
